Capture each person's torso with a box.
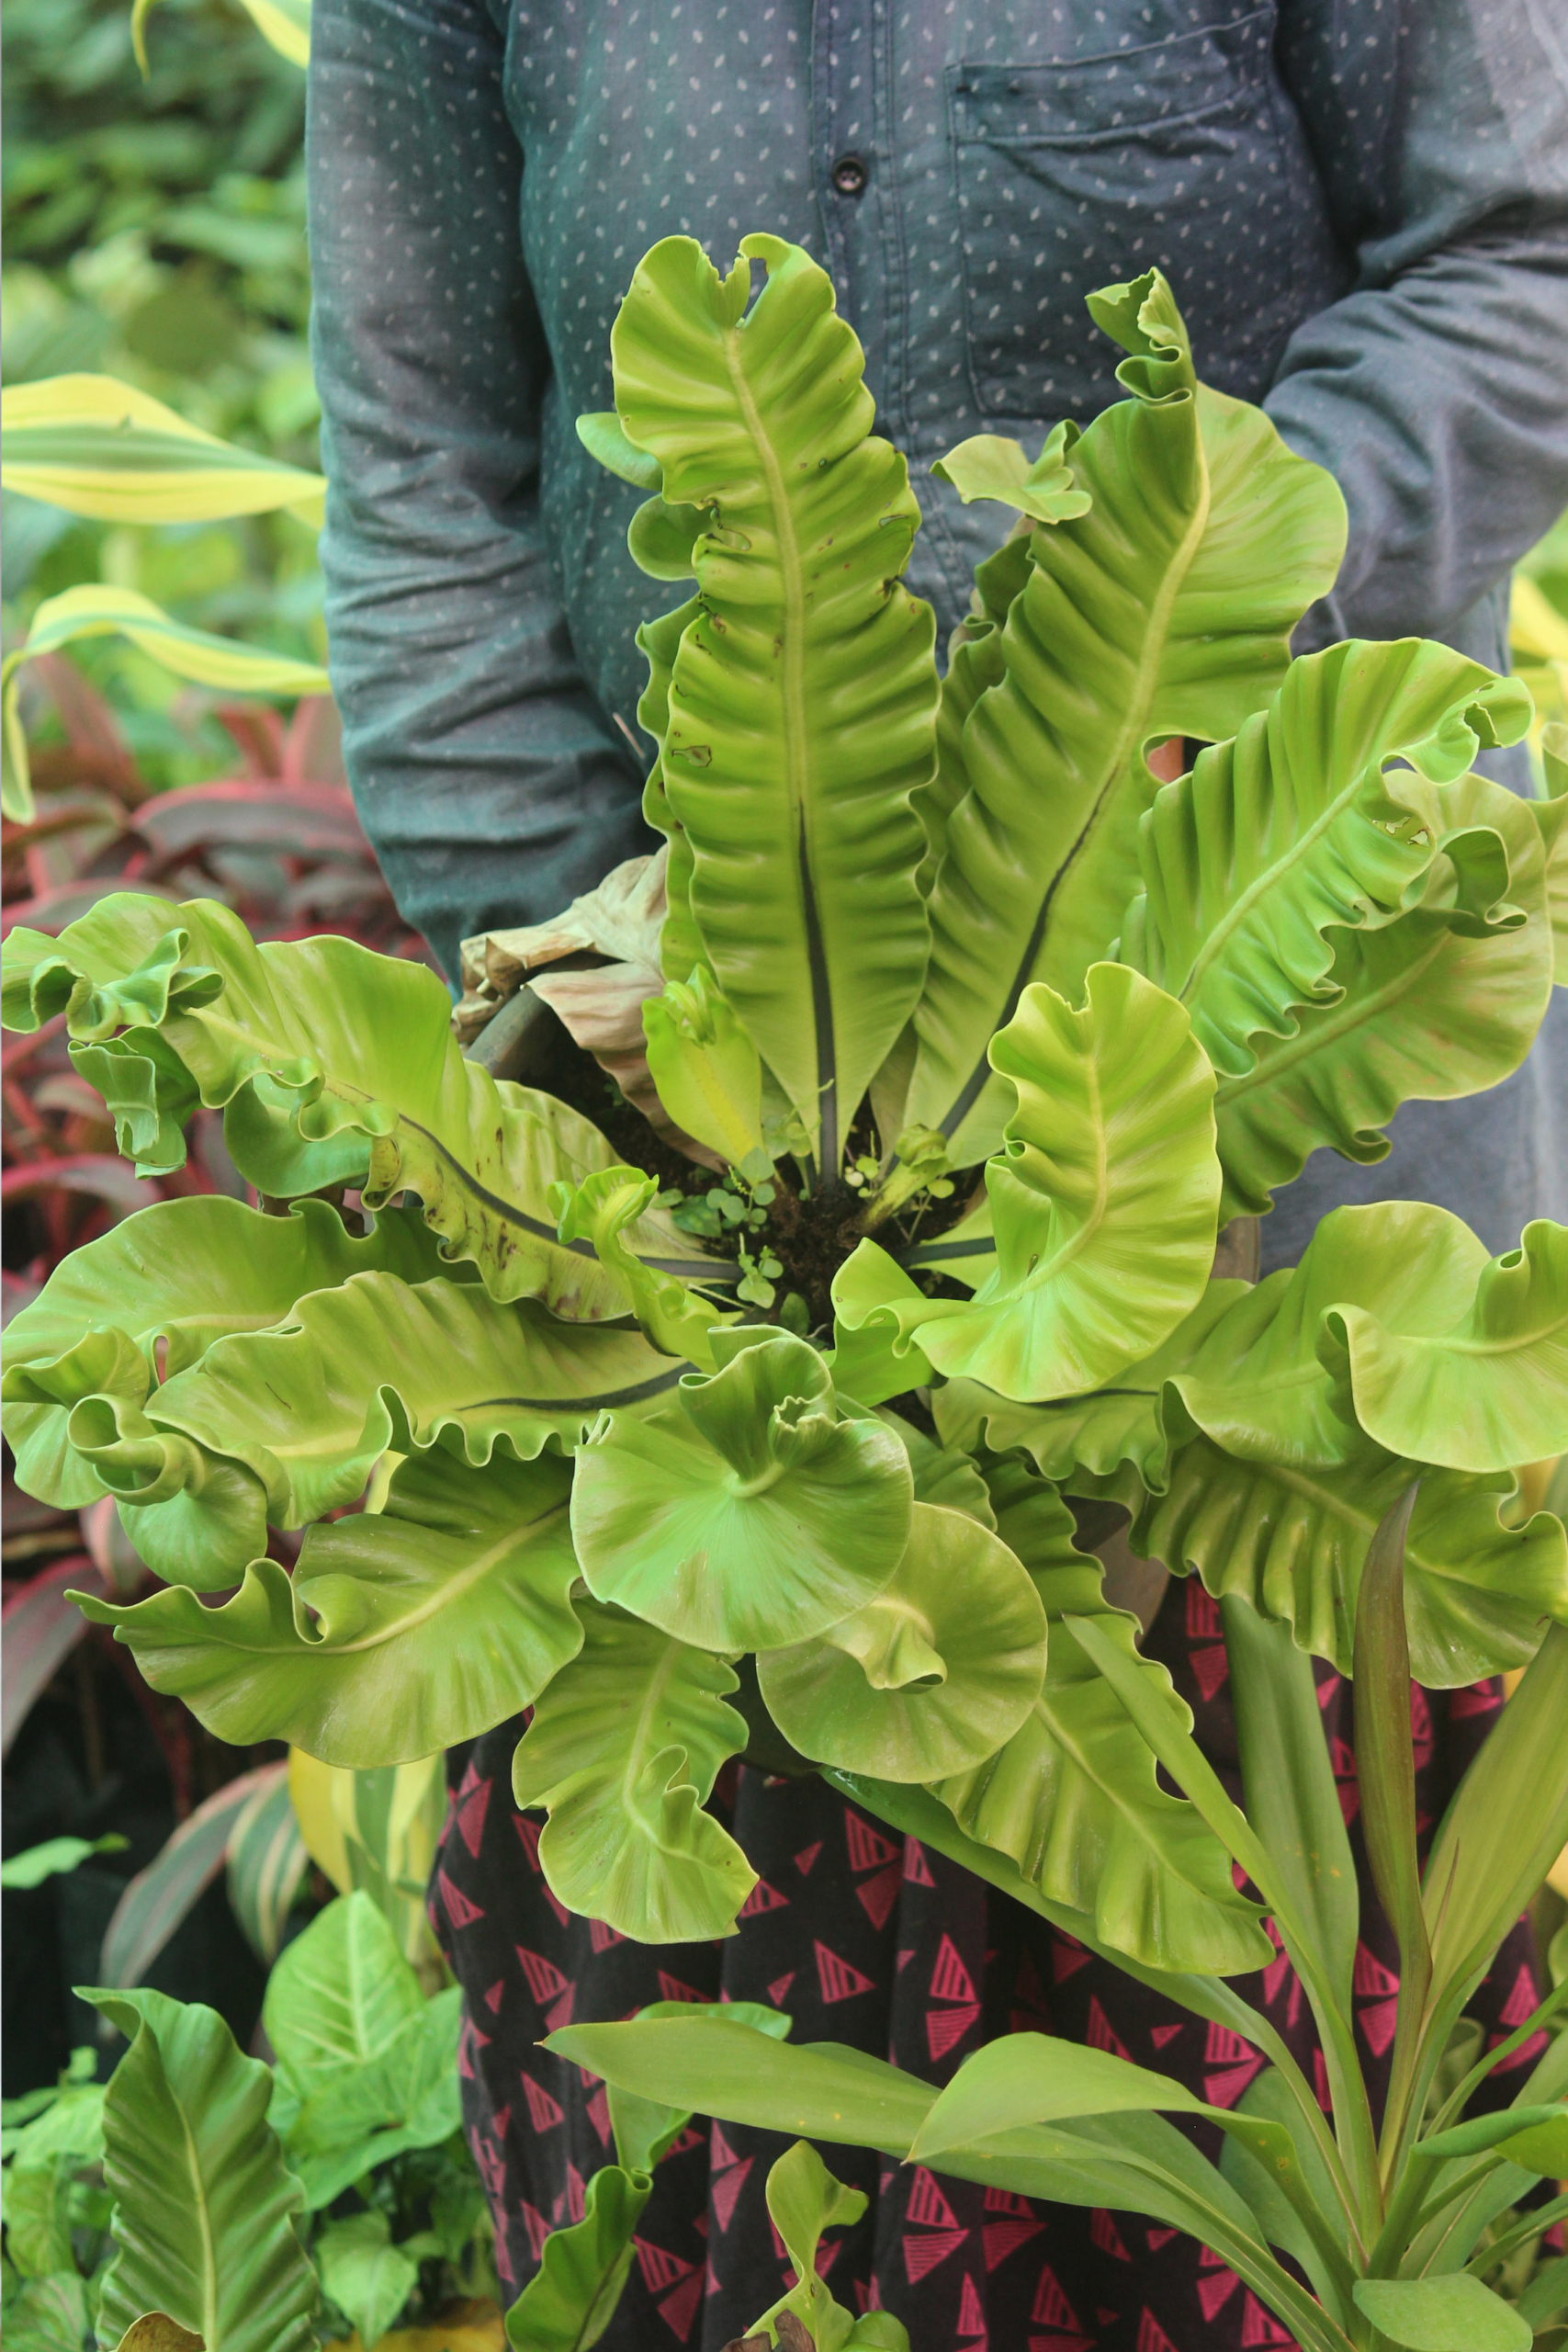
[500,0,1349,736]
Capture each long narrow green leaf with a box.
[2,375,324,523]
[611,233,937,1167]
[904,267,1345,1167]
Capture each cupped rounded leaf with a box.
[904,269,1346,1168]
[839,967,1220,1403]
[510,1599,755,1941]
[1211,772,1553,1218]
[757,1500,1047,1781]
[1123,639,1533,1085]
[1325,1216,1568,1472]
[1135,1433,1568,1684]
[147,1265,682,1532]
[60,1392,268,1589]
[935,1455,1271,1975]
[1,891,710,1317]
[72,1450,581,1766]
[570,1331,912,1651]
[611,232,938,1167]
[82,1984,319,2352]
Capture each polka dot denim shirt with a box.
[307,0,1568,1003]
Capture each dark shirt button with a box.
[829,153,868,198]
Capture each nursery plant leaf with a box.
[145,1264,680,1527]
[5,2275,91,2351]
[635,595,707,986]
[314,2211,418,2351]
[1211,772,1553,1216]
[842,966,1219,1401]
[757,1499,1046,1781]
[1324,1216,1568,1473]
[73,1450,581,1766]
[1350,1488,1430,2016]
[905,267,1345,1166]
[1,892,706,1317]
[510,1599,755,1941]
[1352,2275,1530,2352]
[0,1195,446,1511]
[263,1891,422,2083]
[1123,639,1533,1095]
[934,1454,1270,1974]
[908,2031,1204,2163]
[281,1996,464,2209]
[223,1768,310,1966]
[82,1984,318,2352]
[1133,1431,1568,1685]
[1,373,326,524]
[605,2000,794,2175]
[570,1331,911,1651]
[610,232,937,1167]
[931,422,1091,524]
[502,2165,651,2352]
[1422,1622,1568,2010]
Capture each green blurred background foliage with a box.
[3,0,321,786]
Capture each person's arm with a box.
[1267,0,1568,671]
[307,0,647,981]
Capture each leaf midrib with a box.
[939,408,1212,1142]
[1213,926,1450,1107]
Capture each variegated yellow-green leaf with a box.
[133,0,310,72]
[510,1598,755,1940]
[903,267,1345,1167]
[571,1329,912,1651]
[840,966,1220,1402]
[610,233,937,1169]
[71,1450,581,1765]
[757,1499,1046,1781]
[1,375,324,523]
[1,587,328,821]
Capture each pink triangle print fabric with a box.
[428,1595,1547,2351]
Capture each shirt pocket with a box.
[948,9,1303,418]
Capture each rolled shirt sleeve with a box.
[306,0,651,981]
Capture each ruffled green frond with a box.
[1536,725,1568,983]
[635,595,707,985]
[1122,642,1536,1121]
[71,1450,580,1765]
[931,422,1091,525]
[551,1165,732,1366]
[756,1499,1047,1781]
[145,1265,682,1530]
[1,1195,451,1513]
[1134,1435,1568,1686]
[1323,1216,1568,1473]
[641,967,770,1176]
[610,232,937,1167]
[840,966,1220,1401]
[1212,773,1553,1217]
[510,1598,754,1940]
[1,891,711,1316]
[934,1454,1272,1975]
[903,268,1346,1166]
[570,1330,912,1651]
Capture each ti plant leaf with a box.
[609,233,938,1170]
[902,266,1346,1168]
[570,1332,912,1651]
[81,1984,319,2352]
[510,1598,756,1940]
[502,2165,652,2352]
[845,965,1221,1401]
[756,1500,1047,1781]
[72,1450,581,1767]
